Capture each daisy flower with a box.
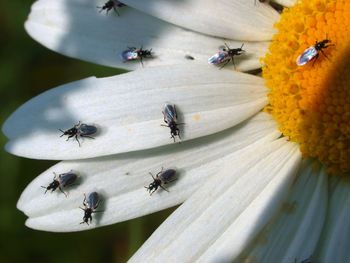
[3,0,350,262]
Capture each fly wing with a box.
[121,50,138,61]
[79,124,97,136]
[160,169,177,183]
[114,0,126,7]
[296,46,318,66]
[208,51,229,65]
[59,172,77,187]
[87,192,99,209]
[163,104,177,122]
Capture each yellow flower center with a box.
[263,0,350,175]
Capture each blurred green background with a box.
[0,1,175,262]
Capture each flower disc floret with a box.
[263,0,350,174]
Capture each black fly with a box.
[59,121,97,147]
[208,43,245,69]
[145,168,177,195]
[121,46,153,66]
[296,39,334,66]
[161,104,184,142]
[41,171,77,197]
[80,192,101,225]
[97,0,126,16]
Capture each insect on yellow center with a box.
[263,0,350,175]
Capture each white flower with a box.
[3,0,350,262]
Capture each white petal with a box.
[273,0,297,7]
[3,65,267,160]
[316,178,350,262]
[120,0,279,41]
[240,160,327,263]
[129,139,301,262]
[25,0,269,71]
[18,113,280,232]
